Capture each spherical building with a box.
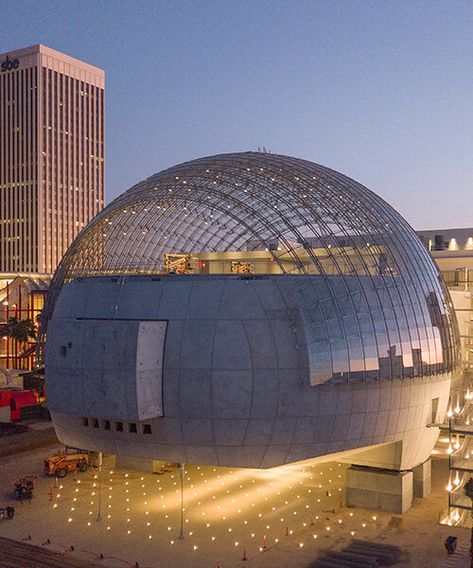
[44,152,460,473]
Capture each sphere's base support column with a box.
[115,455,169,474]
[346,465,413,513]
[412,459,431,498]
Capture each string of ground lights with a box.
[42,461,383,566]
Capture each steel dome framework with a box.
[43,152,460,384]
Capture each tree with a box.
[6,317,36,346]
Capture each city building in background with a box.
[0,273,50,372]
[417,228,473,377]
[0,44,105,274]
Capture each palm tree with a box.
[6,317,36,346]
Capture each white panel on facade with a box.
[46,319,167,421]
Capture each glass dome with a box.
[43,152,460,384]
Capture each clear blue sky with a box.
[2,0,472,229]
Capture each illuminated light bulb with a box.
[87,522,91,526]
[148,535,152,539]
[447,407,453,418]
[193,545,198,551]
[53,504,58,509]
[447,445,453,455]
[455,435,461,450]
[362,523,366,528]
[313,534,318,540]
[350,531,355,536]
[299,543,304,548]
[447,481,453,492]
[68,518,73,523]
[454,472,461,486]
[127,530,131,535]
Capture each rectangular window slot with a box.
[129,423,137,433]
[114,421,123,432]
[103,420,111,430]
[81,417,89,427]
[431,397,439,424]
[142,424,152,434]
[60,345,67,357]
[92,418,99,428]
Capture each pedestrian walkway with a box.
[441,542,470,567]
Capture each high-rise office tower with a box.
[0,44,104,274]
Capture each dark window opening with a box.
[60,345,67,356]
[431,397,439,424]
[81,417,89,427]
[92,418,99,428]
[103,420,111,430]
[114,421,123,432]
[129,423,137,433]
[142,424,152,434]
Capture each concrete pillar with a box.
[412,459,431,498]
[346,466,413,513]
[115,455,169,474]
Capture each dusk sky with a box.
[2,0,472,229]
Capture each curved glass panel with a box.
[42,152,460,384]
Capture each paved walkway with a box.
[441,542,471,567]
[0,448,470,568]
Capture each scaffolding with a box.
[441,278,473,527]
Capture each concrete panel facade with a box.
[346,466,414,513]
[47,275,452,470]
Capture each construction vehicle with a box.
[44,451,89,478]
[14,476,35,500]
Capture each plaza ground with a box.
[0,439,469,568]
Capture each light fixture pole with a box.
[96,452,103,522]
[179,462,185,540]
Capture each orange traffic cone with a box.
[242,545,248,561]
